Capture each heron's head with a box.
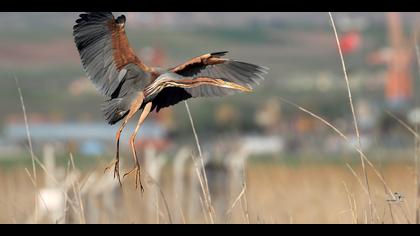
[115,15,126,26]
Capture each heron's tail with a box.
[101,98,129,125]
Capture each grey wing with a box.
[170,51,268,93]
[148,52,269,112]
[73,12,150,98]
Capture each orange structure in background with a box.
[340,30,361,55]
[385,12,413,107]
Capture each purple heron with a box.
[73,12,268,191]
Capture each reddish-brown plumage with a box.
[149,69,161,81]
[170,53,227,73]
[107,20,150,72]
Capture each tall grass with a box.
[328,12,376,222]
[15,77,86,224]
[184,101,216,223]
[414,32,420,224]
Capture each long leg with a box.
[123,102,153,191]
[104,92,146,186]
[104,114,130,186]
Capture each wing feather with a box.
[151,51,268,112]
[170,51,267,89]
[73,12,150,97]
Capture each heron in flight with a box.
[73,12,268,191]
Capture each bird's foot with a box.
[104,159,122,187]
[104,159,117,173]
[114,161,122,187]
[123,165,144,192]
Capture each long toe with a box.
[104,159,117,173]
[136,168,144,193]
[114,163,122,187]
[123,166,138,179]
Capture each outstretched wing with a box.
[170,51,267,90]
[150,52,268,112]
[73,12,150,98]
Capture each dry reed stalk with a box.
[346,164,369,195]
[388,202,396,224]
[386,111,420,139]
[414,32,420,223]
[415,122,420,224]
[278,96,394,197]
[342,181,358,224]
[240,161,250,224]
[144,172,173,224]
[24,147,80,213]
[23,168,52,223]
[175,195,187,224]
[69,154,86,224]
[188,104,211,203]
[225,182,246,222]
[278,95,402,224]
[185,101,216,223]
[386,110,420,223]
[191,154,215,223]
[16,78,83,223]
[17,78,76,223]
[328,12,374,222]
[15,77,40,223]
[15,77,37,181]
[198,195,209,223]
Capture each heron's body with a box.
[72,12,268,190]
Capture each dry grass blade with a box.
[185,102,212,206]
[328,12,374,222]
[185,101,216,223]
[346,163,369,196]
[416,123,420,224]
[388,202,396,224]
[191,154,215,223]
[15,81,80,222]
[225,182,246,222]
[14,76,60,223]
[69,154,86,224]
[144,172,173,224]
[184,101,203,158]
[240,161,250,224]
[21,144,81,217]
[23,168,52,223]
[386,110,420,224]
[342,181,358,224]
[386,111,420,140]
[414,32,420,224]
[175,195,187,224]
[278,96,395,200]
[15,76,37,181]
